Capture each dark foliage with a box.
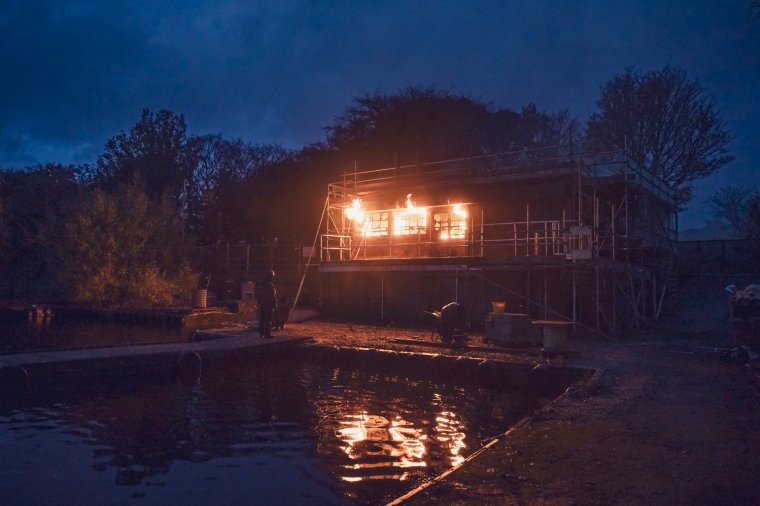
[586,67,734,205]
[50,182,196,306]
[94,109,195,202]
[710,186,755,235]
[326,86,576,170]
[185,135,293,243]
[0,164,81,299]
[245,144,340,242]
[748,194,760,261]
[712,185,760,263]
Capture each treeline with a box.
[0,67,736,306]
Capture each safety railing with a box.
[321,234,352,262]
[321,219,586,261]
[481,220,574,258]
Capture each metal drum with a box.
[191,289,208,309]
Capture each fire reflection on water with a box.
[326,397,468,483]
[335,413,426,481]
[434,411,467,467]
[0,353,550,506]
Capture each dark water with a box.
[0,355,552,505]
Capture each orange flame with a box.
[393,194,427,236]
[344,199,366,224]
[344,198,373,236]
[439,203,468,240]
[344,195,467,241]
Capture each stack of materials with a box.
[484,302,538,345]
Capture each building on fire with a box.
[315,144,677,335]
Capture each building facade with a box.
[317,145,677,335]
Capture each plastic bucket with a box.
[491,301,506,313]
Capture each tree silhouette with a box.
[326,86,574,170]
[586,67,734,204]
[710,186,755,235]
[244,144,339,242]
[186,135,292,242]
[95,109,195,202]
[51,182,194,306]
[0,164,80,299]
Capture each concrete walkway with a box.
[0,331,311,393]
[0,331,310,369]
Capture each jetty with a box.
[0,331,311,395]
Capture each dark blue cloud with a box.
[1,0,758,228]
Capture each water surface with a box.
[0,355,550,504]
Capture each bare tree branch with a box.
[586,67,734,206]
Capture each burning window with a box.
[366,211,389,237]
[433,212,449,238]
[434,204,468,240]
[344,199,390,237]
[344,195,467,240]
[393,194,428,236]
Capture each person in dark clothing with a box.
[256,270,277,338]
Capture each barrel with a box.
[191,289,208,309]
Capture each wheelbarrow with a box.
[425,302,468,345]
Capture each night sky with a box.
[1,1,758,230]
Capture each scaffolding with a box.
[317,144,678,335]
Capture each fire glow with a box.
[344,199,370,236]
[393,194,427,236]
[440,203,468,240]
[343,194,467,240]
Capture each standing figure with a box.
[256,270,277,339]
